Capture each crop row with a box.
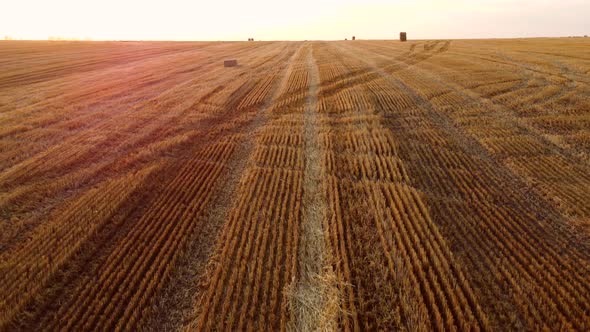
[375,41,590,221]
[1,43,301,330]
[34,53,297,329]
[340,41,590,329]
[313,42,487,331]
[0,42,294,262]
[42,135,241,331]
[0,165,156,328]
[190,45,310,331]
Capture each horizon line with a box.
[2,35,589,42]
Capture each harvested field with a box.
[1,38,590,331]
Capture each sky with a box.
[1,0,589,41]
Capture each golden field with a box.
[1,38,590,331]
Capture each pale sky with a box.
[1,0,588,41]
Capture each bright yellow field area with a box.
[1,38,590,331]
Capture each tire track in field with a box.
[4,43,300,332]
[350,41,590,222]
[335,42,569,219]
[334,42,590,330]
[288,45,339,331]
[143,42,304,332]
[184,43,310,331]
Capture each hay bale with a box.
[224,60,238,67]
[400,32,407,42]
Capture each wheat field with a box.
[1,38,590,331]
